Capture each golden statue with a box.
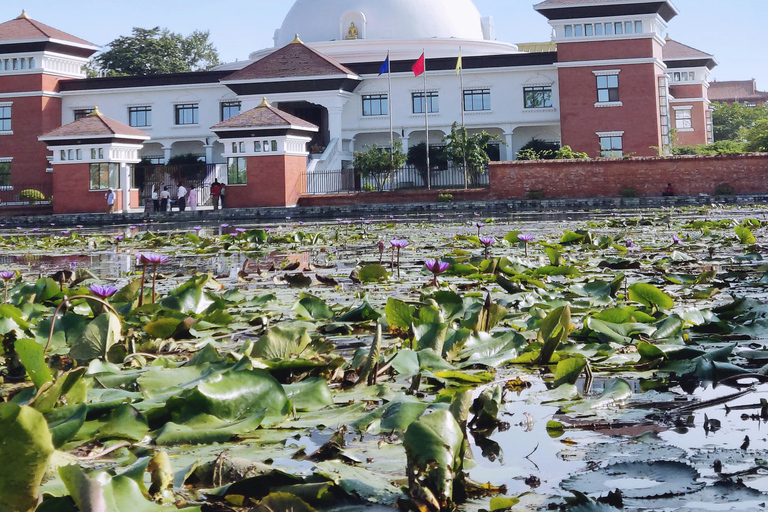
[345,22,359,40]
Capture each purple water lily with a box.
[0,271,14,302]
[89,284,118,299]
[425,258,450,287]
[626,239,636,248]
[672,234,682,245]
[235,227,247,233]
[136,252,169,305]
[220,223,229,228]
[518,234,535,257]
[61,230,70,236]
[479,236,495,259]
[193,226,202,231]
[476,222,485,236]
[390,239,409,276]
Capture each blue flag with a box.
[379,54,389,75]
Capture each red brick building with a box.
[708,80,768,107]
[0,11,97,193]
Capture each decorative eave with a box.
[534,0,679,22]
[0,11,99,56]
[210,99,319,137]
[39,108,150,144]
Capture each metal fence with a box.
[0,182,53,206]
[301,163,489,195]
[135,164,219,210]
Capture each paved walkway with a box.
[0,194,764,228]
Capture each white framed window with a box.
[362,94,388,116]
[412,91,439,114]
[598,131,624,158]
[464,89,491,111]
[675,108,693,130]
[221,101,241,121]
[0,158,10,187]
[128,106,151,127]
[523,86,552,109]
[174,103,199,125]
[0,103,10,132]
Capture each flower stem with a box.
[138,263,147,307]
[151,265,158,304]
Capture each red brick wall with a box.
[557,63,663,157]
[557,38,658,62]
[672,102,709,147]
[52,163,123,214]
[489,154,768,199]
[669,83,706,100]
[226,155,307,208]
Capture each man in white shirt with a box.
[177,182,187,212]
[105,188,115,214]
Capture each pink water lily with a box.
[390,239,409,277]
[136,252,169,305]
[476,222,485,236]
[518,234,534,257]
[672,234,682,245]
[0,271,15,302]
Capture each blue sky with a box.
[2,0,766,87]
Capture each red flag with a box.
[412,52,425,77]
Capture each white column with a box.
[401,135,410,152]
[120,162,130,213]
[348,138,355,153]
[204,144,215,164]
[504,132,514,160]
[327,107,344,142]
[163,147,172,164]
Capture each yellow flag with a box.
[455,51,462,74]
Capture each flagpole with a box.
[459,46,467,189]
[423,49,430,190]
[387,51,394,169]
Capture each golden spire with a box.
[89,106,102,116]
[258,97,270,107]
[17,10,29,19]
[291,34,303,44]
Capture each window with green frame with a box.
[227,157,247,184]
[90,162,119,190]
[0,161,10,187]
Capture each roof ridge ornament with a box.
[89,106,103,117]
[259,97,270,107]
[17,10,30,19]
[291,34,303,44]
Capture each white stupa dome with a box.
[274,0,488,47]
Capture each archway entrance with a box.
[275,101,328,153]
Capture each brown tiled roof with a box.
[663,39,714,61]
[0,12,95,47]
[709,80,768,103]
[211,101,319,131]
[40,110,149,140]
[222,39,356,82]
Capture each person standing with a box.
[160,186,170,212]
[188,187,197,211]
[151,185,160,212]
[211,180,222,210]
[105,188,115,214]
[177,182,187,212]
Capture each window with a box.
[463,89,491,111]
[624,21,634,34]
[412,91,439,114]
[635,21,643,33]
[574,25,583,37]
[128,106,151,127]
[0,105,10,131]
[0,161,10,187]
[585,24,593,36]
[595,23,603,36]
[76,149,82,160]
[605,23,614,35]
[89,163,119,190]
[523,86,552,109]
[175,103,199,125]
[564,25,573,37]
[74,108,93,121]
[221,101,241,121]
[599,135,623,158]
[227,157,247,185]
[362,94,388,116]
[597,75,620,103]
[675,109,692,130]
[614,22,623,35]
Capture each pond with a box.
[2,204,768,512]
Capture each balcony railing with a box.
[300,162,489,195]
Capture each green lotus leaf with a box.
[553,356,587,387]
[358,264,389,283]
[69,312,121,363]
[45,403,87,448]
[628,283,674,310]
[535,304,571,365]
[282,377,334,412]
[385,297,415,334]
[15,338,52,389]
[0,403,54,512]
[293,293,334,320]
[96,404,149,441]
[154,412,265,446]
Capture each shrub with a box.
[620,187,638,197]
[437,193,453,203]
[715,183,734,195]
[526,189,544,200]
[18,189,45,204]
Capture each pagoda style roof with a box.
[39,109,150,141]
[709,80,768,104]
[211,99,319,133]
[534,0,678,22]
[0,11,96,49]
[222,37,358,82]
[663,39,717,69]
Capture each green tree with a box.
[443,123,502,186]
[406,143,449,186]
[95,27,220,76]
[353,142,407,192]
[712,101,768,141]
[744,118,768,152]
